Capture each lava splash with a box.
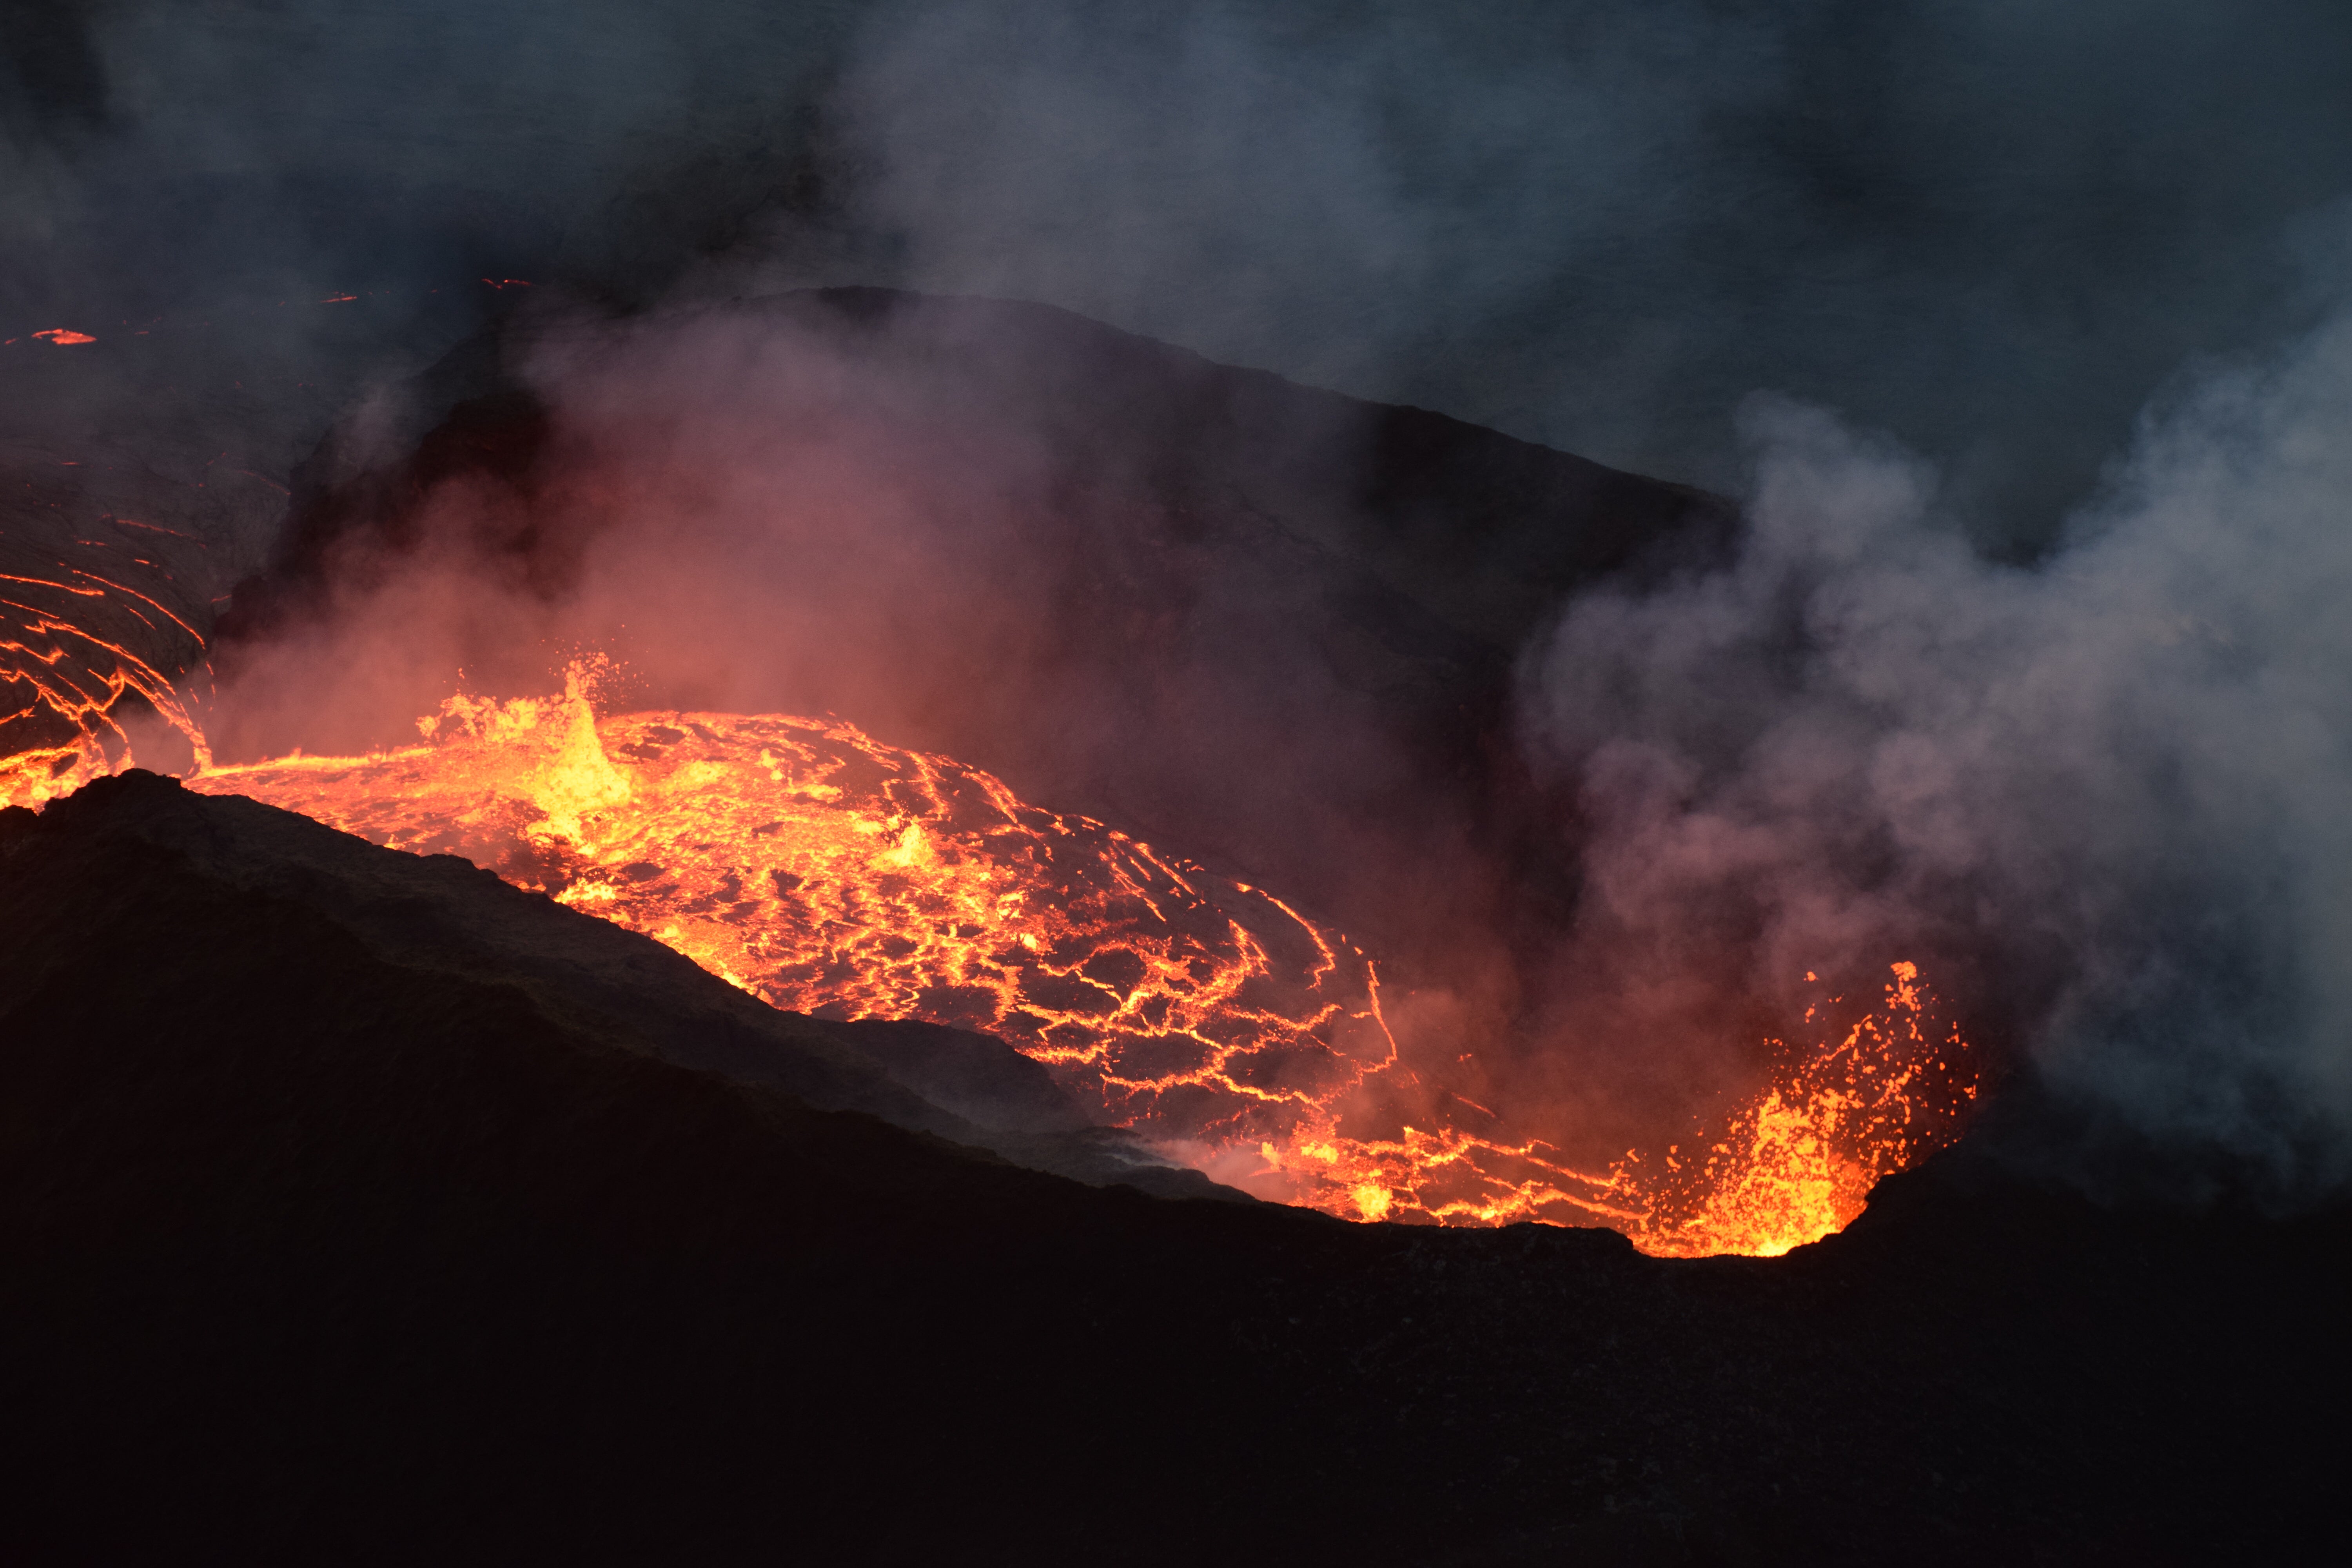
[1257,961,1976,1257]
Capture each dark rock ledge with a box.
[0,774,2341,1564]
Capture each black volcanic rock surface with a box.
[0,769,1210,1200]
[1,773,2343,1563]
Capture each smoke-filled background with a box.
[13,0,2351,543]
[8,0,2351,1185]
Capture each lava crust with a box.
[0,772,2342,1563]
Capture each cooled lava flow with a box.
[181,668,1980,1256]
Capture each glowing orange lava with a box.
[1254,961,1977,1257]
[17,646,1978,1257]
[192,668,1399,1143]
[1,567,211,812]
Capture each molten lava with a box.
[14,637,1978,1256]
[1257,962,1976,1258]
[180,666,1978,1255]
[193,668,1399,1144]
[1,566,211,812]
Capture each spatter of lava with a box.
[176,667,1976,1257]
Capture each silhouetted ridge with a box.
[0,772,2341,1562]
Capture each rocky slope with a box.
[1,772,2341,1563]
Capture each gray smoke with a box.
[9,1,2352,555]
[826,0,2352,550]
[1521,305,2352,1192]
[12,0,2352,1186]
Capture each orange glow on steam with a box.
[5,551,1982,1258]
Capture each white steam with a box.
[1523,308,2352,1187]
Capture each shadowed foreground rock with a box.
[0,773,2343,1564]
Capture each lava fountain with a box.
[173,663,1978,1256]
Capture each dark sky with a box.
[7,0,2350,550]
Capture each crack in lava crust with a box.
[192,672,1404,1147]
[183,669,1980,1256]
[1,567,211,809]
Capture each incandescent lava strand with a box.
[181,667,1980,1256]
[192,668,1403,1145]
[1,554,211,811]
[1268,962,1979,1257]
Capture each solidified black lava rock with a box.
[1,774,2343,1564]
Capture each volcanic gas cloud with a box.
[6,299,1992,1259]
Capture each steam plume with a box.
[1521,307,2352,1192]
